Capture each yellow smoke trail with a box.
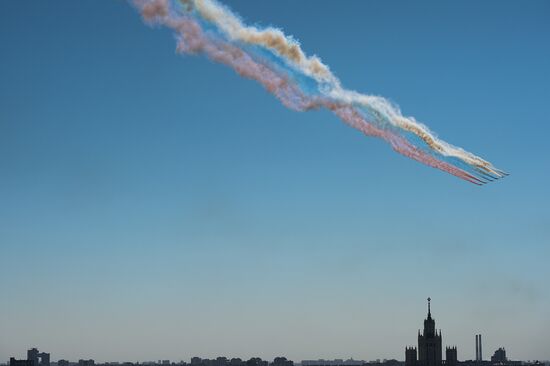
[189,0,504,178]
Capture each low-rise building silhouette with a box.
[302,360,363,366]
[491,349,506,364]
[406,347,418,366]
[26,348,50,366]
[10,358,34,366]
[78,359,95,366]
[446,347,457,366]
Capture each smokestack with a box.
[475,334,483,362]
[479,334,482,361]
[475,335,478,361]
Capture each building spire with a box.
[427,297,431,317]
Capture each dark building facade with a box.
[27,349,39,366]
[446,348,457,366]
[406,298,455,366]
[491,349,507,363]
[10,358,34,366]
[39,354,50,366]
[418,299,442,366]
[26,348,50,366]
[406,348,418,366]
[78,360,95,366]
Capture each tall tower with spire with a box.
[417,298,443,366]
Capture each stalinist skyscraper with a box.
[406,298,450,366]
[418,298,442,366]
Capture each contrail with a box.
[132,0,507,184]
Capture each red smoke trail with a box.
[135,0,483,184]
[330,106,481,184]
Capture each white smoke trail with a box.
[133,0,505,183]
[190,0,505,178]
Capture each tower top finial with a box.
[427,297,431,316]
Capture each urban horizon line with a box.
[6,299,548,366]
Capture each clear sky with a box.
[1,0,549,363]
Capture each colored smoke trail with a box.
[133,0,507,184]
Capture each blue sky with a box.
[1,0,549,363]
